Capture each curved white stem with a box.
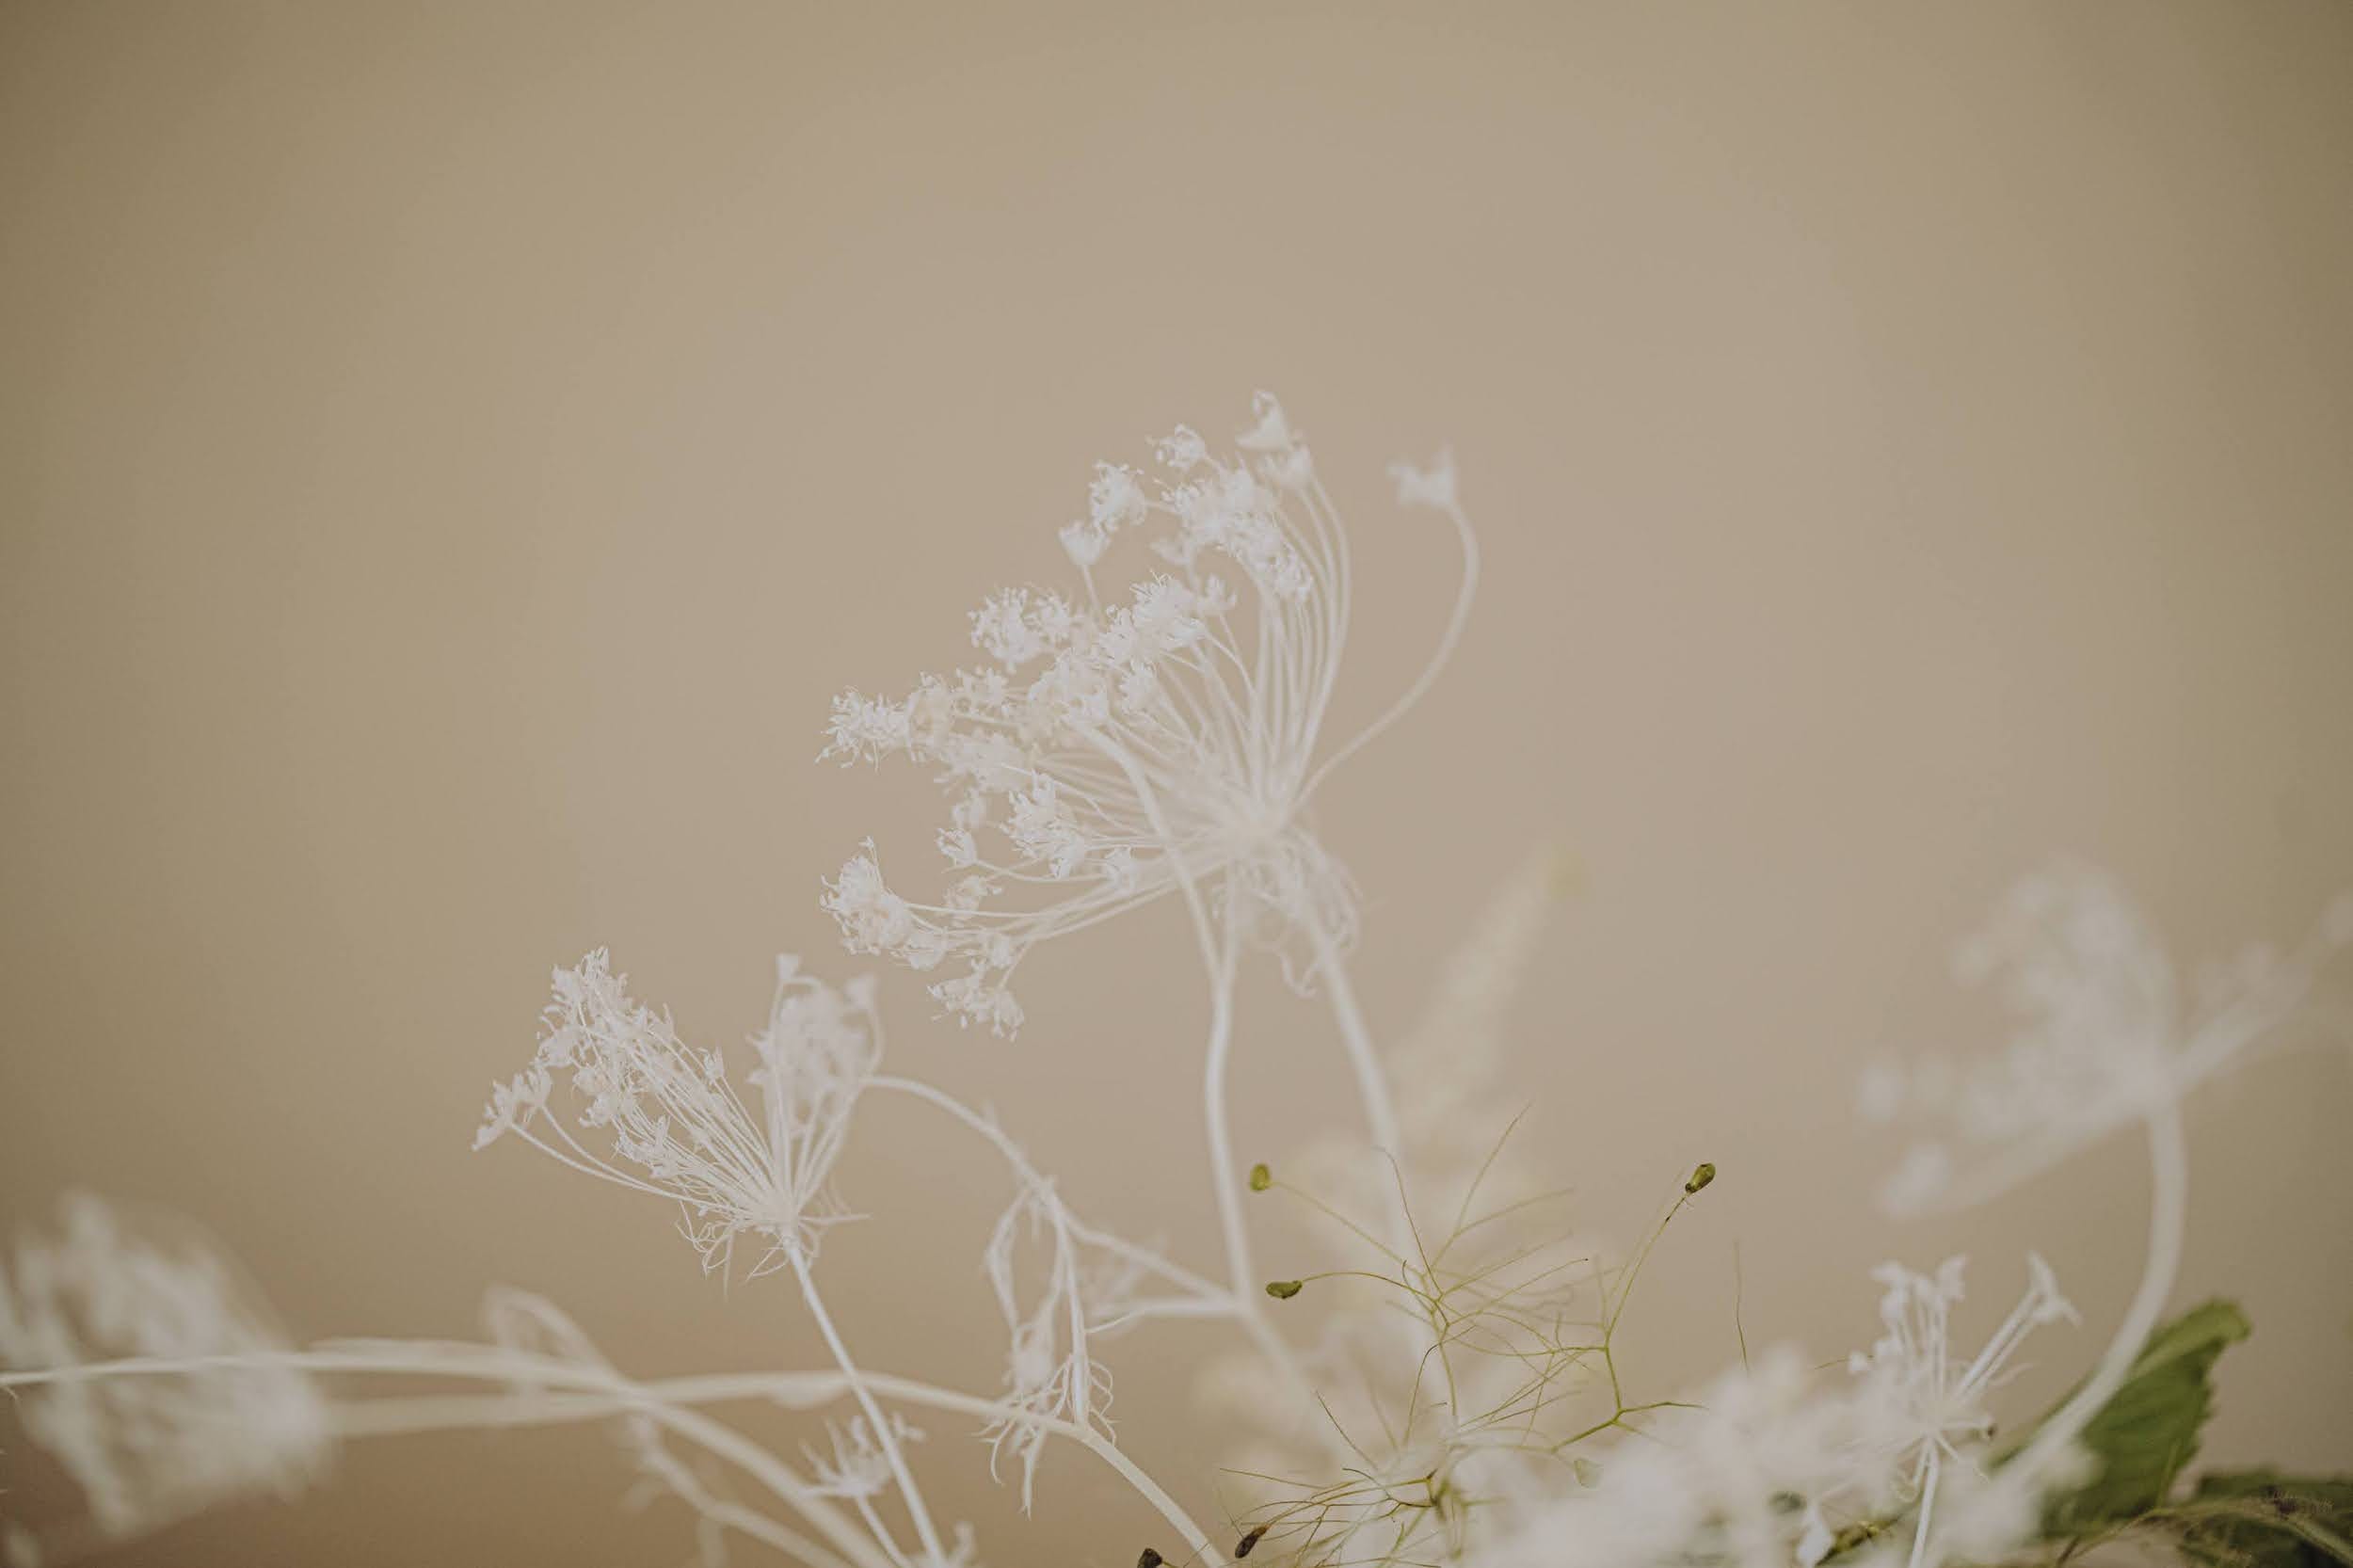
[1082,733,1257,1298]
[650,1400,896,1568]
[2013,1100,2189,1482]
[1084,729,1355,1463]
[856,1372,1224,1568]
[1905,1453,1943,1568]
[867,1074,1228,1308]
[1305,920,1402,1161]
[7,1346,1221,1568]
[788,1247,948,1568]
[1300,496,1478,805]
[1202,907,1254,1299]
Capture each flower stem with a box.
[10,1344,1220,1567]
[2013,1099,2189,1480]
[1306,923,1402,1160]
[788,1247,949,1568]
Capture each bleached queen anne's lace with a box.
[474,951,878,1272]
[1865,862,2353,1212]
[822,392,1466,1033]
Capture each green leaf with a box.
[2027,1299,2251,1534]
[2169,1471,2353,1568]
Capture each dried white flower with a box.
[1868,862,2352,1211]
[821,392,1475,1032]
[1849,1256,2077,1500]
[1476,1349,1898,1568]
[1462,1254,2074,1568]
[476,951,879,1272]
[0,1195,331,1548]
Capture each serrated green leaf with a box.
[2169,1471,2353,1568]
[2025,1299,2251,1533]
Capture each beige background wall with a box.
[4,5,2350,1563]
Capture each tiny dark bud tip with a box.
[1138,1549,1164,1568]
[1236,1527,1266,1557]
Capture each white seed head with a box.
[819,393,1472,1031]
[476,951,879,1272]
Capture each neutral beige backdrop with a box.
[4,4,2350,1564]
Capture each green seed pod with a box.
[1685,1161,1717,1194]
[1265,1279,1304,1300]
[1248,1162,1273,1192]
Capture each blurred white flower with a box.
[475,951,879,1272]
[1476,1349,1897,1568]
[822,392,1475,1032]
[1451,1251,2080,1568]
[1867,862,2352,1211]
[0,1195,330,1548]
[1847,1253,2078,1567]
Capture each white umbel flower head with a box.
[1865,862,2353,1212]
[475,951,879,1272]
[1849,1255,2078,1495]
[822,393,1475,1032]
[1838,1255,2084,1568]
[0,1194,331,1548]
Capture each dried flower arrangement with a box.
[5,396,2349,1568]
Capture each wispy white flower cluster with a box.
[1844,1256,2082,1568]
[1851,1255,2076,1484]
[1865,862,2353,1212]
[1462,1254,2079,1568]
[1490,1348,1891,1568]
[822,392,1469,1032]
[475,950,878,1271]
[0,1195,331,1552]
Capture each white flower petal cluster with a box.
[475,951,879,1271]
[1848,1255,2077,1518]
[822,393,1468,1032]
[1865,863,2352,1212]
[1469,1256,2076,1568]
[0,1195,331,1548]
[1476,1349,1900,1568]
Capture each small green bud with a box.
[1264,1279,1304,1300]
[1247,1162,1272,1192]
[1685,1161,1717,1194]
